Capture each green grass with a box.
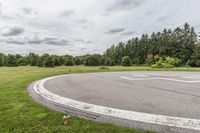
[0,66,200,133]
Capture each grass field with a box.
[0,66,200,133]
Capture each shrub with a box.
[165,57,182,67]
[151,63,174,68]
[151,64,160,68]
[154,55,160,62]
[121,56,132,66]
[161,63,174,68]
[151,58,174,68]
[146,54,155,65]
[156,59,163,66]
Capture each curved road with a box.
[28,72,200,133]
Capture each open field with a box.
[1,66,200,133]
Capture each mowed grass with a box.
[0,66,200,133]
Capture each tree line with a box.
[0,53,104,67]
[0,23,199,67]
[104,23,200,67]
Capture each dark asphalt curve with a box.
[28,72,200,133]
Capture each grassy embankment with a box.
[1,66,200,133]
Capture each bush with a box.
[151,58,174,68]
[151,64,160,68]
[146,54,155,65]
[121,56,132,66]
[154,55,160,62]
[161,63,174,68]
[165,57,182,67]
[151,63,174,68]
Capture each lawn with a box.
[0,66,200,133]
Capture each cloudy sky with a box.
[0,0,200,56]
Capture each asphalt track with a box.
[28,72,200,133]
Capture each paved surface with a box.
[28,72,200,133]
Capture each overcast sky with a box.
[0,0,200,56]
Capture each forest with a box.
[0,23,200,67]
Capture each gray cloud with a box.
[27,39,43,44]
[60,10,75,17]
[106,28,125,34]
[75,18,94,29]
[93,48,101,52]
[76,18,89,24]
[3,35,70,46]
[156,16,169,22]
[5,38,26,45]
[27,36,70,46]
[121,31,135,36]
[106,0,145,12]
[1,26,25,36]
[80,48,87,51]
[75,39,92,44]
[43,37,70,46]
[22,8,32,15]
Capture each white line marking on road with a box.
[132,74,148,78]
[121,76,158,81]
[183,76,200,79]
[120,76,200,83]
[161,77,200,83]
[33,75,200,131]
